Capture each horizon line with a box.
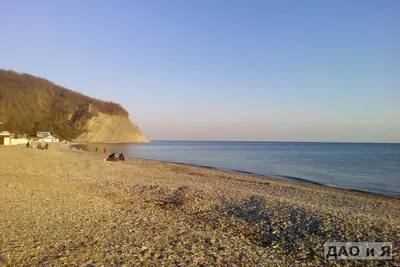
[149,140,400,144]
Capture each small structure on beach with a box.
[0,131,11,145]
[10,137,29,145]
[36,131,59,142]
[38,134,59,143]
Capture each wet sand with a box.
[0,144,399,266]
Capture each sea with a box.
[75,141,400,198]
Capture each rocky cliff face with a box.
[0,69,149,143]
[74,112,150,143]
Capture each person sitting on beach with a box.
[107,152,117,161]
[118,153,125,161]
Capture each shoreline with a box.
[124,158,400,200]
[71,143,400,200]
[1,143,399,266]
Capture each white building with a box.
[0,131,11,145]
[36,131,59,142]
[38,134,59,142]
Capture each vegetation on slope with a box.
[0,70,129,140]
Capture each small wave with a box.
[272,175,325,186]
[323,184,400,199]
[230,169,260,176]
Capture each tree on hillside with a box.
[0,69,129,139]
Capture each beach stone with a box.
[0,254,10,267]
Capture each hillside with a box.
[0,69,149,142]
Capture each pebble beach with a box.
[0,144,399,266]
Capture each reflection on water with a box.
[75,141,400,197]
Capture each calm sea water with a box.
[75,141,400,198]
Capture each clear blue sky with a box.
[1,0,399,142]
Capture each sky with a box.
[1,0,399,142]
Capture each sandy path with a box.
[0,144,399,266]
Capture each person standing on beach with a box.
[103,148,106,154]
[95,147,98,153]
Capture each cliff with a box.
[0,69,149,143]
[74,111,149,143]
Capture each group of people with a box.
[95,147,125,162]
[106,152,125,161]
[37,142,49,150]
[26,141,49,150]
